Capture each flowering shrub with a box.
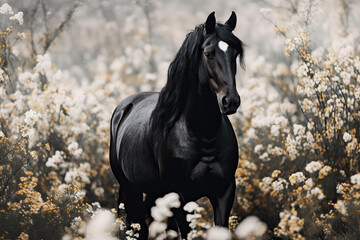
[1,1,360,240]
[235,0,360,239]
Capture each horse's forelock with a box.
[215,23,245,69]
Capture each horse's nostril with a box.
[222,96,230,109]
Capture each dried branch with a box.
[42,1,83,54]
[29,0,41,60]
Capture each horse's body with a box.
[110,12,244,239]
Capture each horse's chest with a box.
[169,143,226,180]
[163,125,238,184]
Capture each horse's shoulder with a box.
[111,92,158,135]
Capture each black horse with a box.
[110,11,244,239]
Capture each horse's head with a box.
[201,12,244,115]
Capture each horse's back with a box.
[111,92,157,131]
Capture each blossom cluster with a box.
[235,0,360,239]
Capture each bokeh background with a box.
[1,0,360,239]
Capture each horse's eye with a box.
[205,51,213,59]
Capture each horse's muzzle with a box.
[220,93,240,115]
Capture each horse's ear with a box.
[225,11,237,31]
[205,12,216,34]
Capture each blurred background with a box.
[1,0,360,239]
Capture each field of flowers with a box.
[0,0,359,239]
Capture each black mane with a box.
[150,23,244,135]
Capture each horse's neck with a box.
[184,78,221,139]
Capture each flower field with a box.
[0,0,359,239]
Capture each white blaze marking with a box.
[218,41,229,52]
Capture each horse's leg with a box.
[166,215,180,239]
[209,178,235,227]
[116,186,123,217]
[143,193,157,226]
[121,185,148,239]
[173,205,191,239]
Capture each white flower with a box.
[287,42,295,52]
[318,82,327,92]
[293,124,305,136]
[55,184,70,199]
[71,216,82,230]
[304,131,315,150]
[259,177,273,193]
[259,152,270,162]
[254,144,263,154]
[186,212,201,224]
[340,71,351,85]
[332,76,340,82]
[336,183,345,194]
[0,3,14,15]
[21,128,35,138]
[350,173,360,186]
[294,36,303,45]
[148,221,167,238]
[297,63,309,77]
[334,200,347,215]
[343,132,352,142]
[119,203,125,209]
[151,193,180,222]
[24,110,39,126]
[271,124,280,136]
[64,163,90,185]
[310,187,325,200]
[314,72,322,84]
[92,202,101,210]
[18,32,26,40]
[334,66,341,73]
[235,216,267,239]
[319,166,332,178]
[12,47,19,56]
[246,128,256,138]
[85,210,117,240]
[64,168,77,183]
[305,161,322,173]
[268,146,283,156]
[75,190,86,201]
[312,47,324,62]
[289,172,305,185]
[272,178,288,192]
[272,170,281,178]
[68,141,83,158]
[46,150,65,168]
[34,54,52,74]
[207,226,231,240]
[286,135,298,160]
[355,88,360,100]
[9,11,23,25]
[339,45,354,61]
[305,178,314,188]
[0,85,5,98]
[131,223,141,231]
[94,187,104,198]
[273,116,288,128]
[183,201,200,213]
[68,141,79,151]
